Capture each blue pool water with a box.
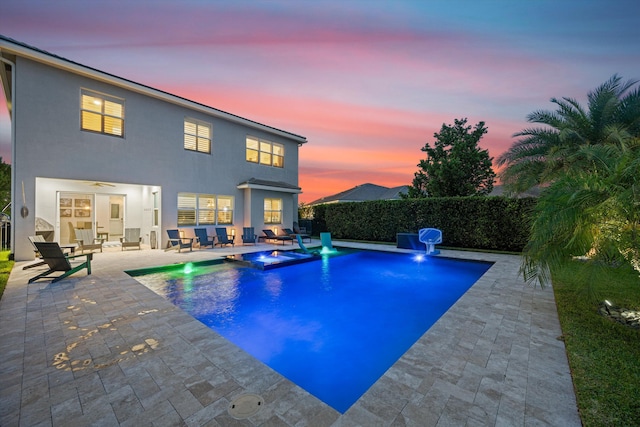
[132,250,492,413]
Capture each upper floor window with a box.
[81,90,124,137]
[246,137,284,168]
[184,119,212,153]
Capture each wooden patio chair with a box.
[120,228,142,250]
[28,241,92,284]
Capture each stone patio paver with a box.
[0,241,581,426]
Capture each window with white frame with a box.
[177,193,197,226]
[198,194,216,225]
[246,137,284,168]
[184,118,212,153]
[217,196,234,225]
[81,89,124,137]
[264,198,282,224]
[177,193,233,226]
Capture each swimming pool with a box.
[130,250,492,413]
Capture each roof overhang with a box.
[237,179,302,194]
[0,36,307,144]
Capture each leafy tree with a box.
[298,201,313,219]
[0,157,10,214]
[406,118,495,198]
[500,75,640,286]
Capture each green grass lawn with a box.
[0,250,14,300]
[552,261,640,426]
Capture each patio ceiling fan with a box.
[84,181,116,188]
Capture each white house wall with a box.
[34,177,157,245]
[11,55,302,260]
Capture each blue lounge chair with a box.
[166,229,193,252]
[215,227,235,247]
[262,229,293,245]
[194,228,214,249]
[242,227,257,245]
[282,228,296,238]
[29,241,92,283]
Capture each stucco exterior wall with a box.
[10,56,303,260]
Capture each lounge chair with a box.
[241,227,257,245]
[28,241,92,284]
[166,229,193,252]
[120,228,142,250]
[284,227,311,243]
[293,221,312,242]
[75,228,104,253]
[262,229,293,245]
[194,228,214,249]
[215,227,235,247]
[282,228,296,237]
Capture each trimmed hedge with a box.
[309,196,536,252]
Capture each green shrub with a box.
[0,250,14,300]
[306,196,536,252]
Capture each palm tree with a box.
[497,74,640,194]
[520,142,640,286]
[499,75,640,286]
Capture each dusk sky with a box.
[1,0,639,203]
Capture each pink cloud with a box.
[2,0,634,205]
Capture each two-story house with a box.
[0,35,306,261]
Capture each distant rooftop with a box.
[309,183,409,206]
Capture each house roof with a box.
[0,35,307,144]
[309,183,409,205]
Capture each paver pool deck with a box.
[0,241,581,426]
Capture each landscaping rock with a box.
[599,302,640,329]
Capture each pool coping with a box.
[0,241,581,426]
